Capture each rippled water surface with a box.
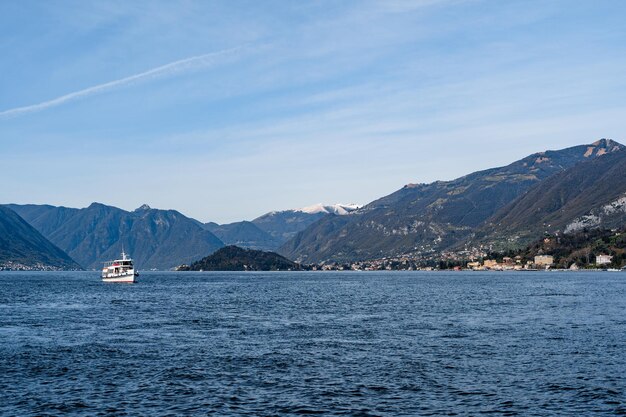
[1,271,625,416]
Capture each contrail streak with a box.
[0,46,244,119]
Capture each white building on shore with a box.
[596,254,613,265]
[534,255,554,266]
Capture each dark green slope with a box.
[469,148,626,250]
[505,228,626,269]
[9,203,224,270]
[280,139,624,263]
[181,245,300,271]
[0,206,80,269]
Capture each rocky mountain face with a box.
[7,203,224,270]
[0,206,80,269]
[280,139,625,263]
[468,146,626,250]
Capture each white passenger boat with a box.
[102,250,138,283]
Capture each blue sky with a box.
[1,0,625,223]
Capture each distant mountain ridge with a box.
[279,139,624,263]
[250,204,359,246]
[7,203,224,270]
[0,206,80,270]
[7,139,624,268]
[5,200,361,269]
[205,204,362,251]
[203,221,281,251]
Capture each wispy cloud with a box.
[0,46,246,119]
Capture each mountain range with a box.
[2,139,624,269]
[6,203,223,270]
[0,205,80,269]
[279,139,625,263]
[2,202,357,269]
[202,203,360,251]
[468,144,626,250]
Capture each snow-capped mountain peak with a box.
[296,203,361,215]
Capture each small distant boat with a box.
[102,250,138,283]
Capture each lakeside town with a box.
[5,247,624,272]
[310,252,625,272]
[0,261,71,272]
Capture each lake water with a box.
[1,271,625,416]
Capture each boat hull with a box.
[102,273,136,283]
